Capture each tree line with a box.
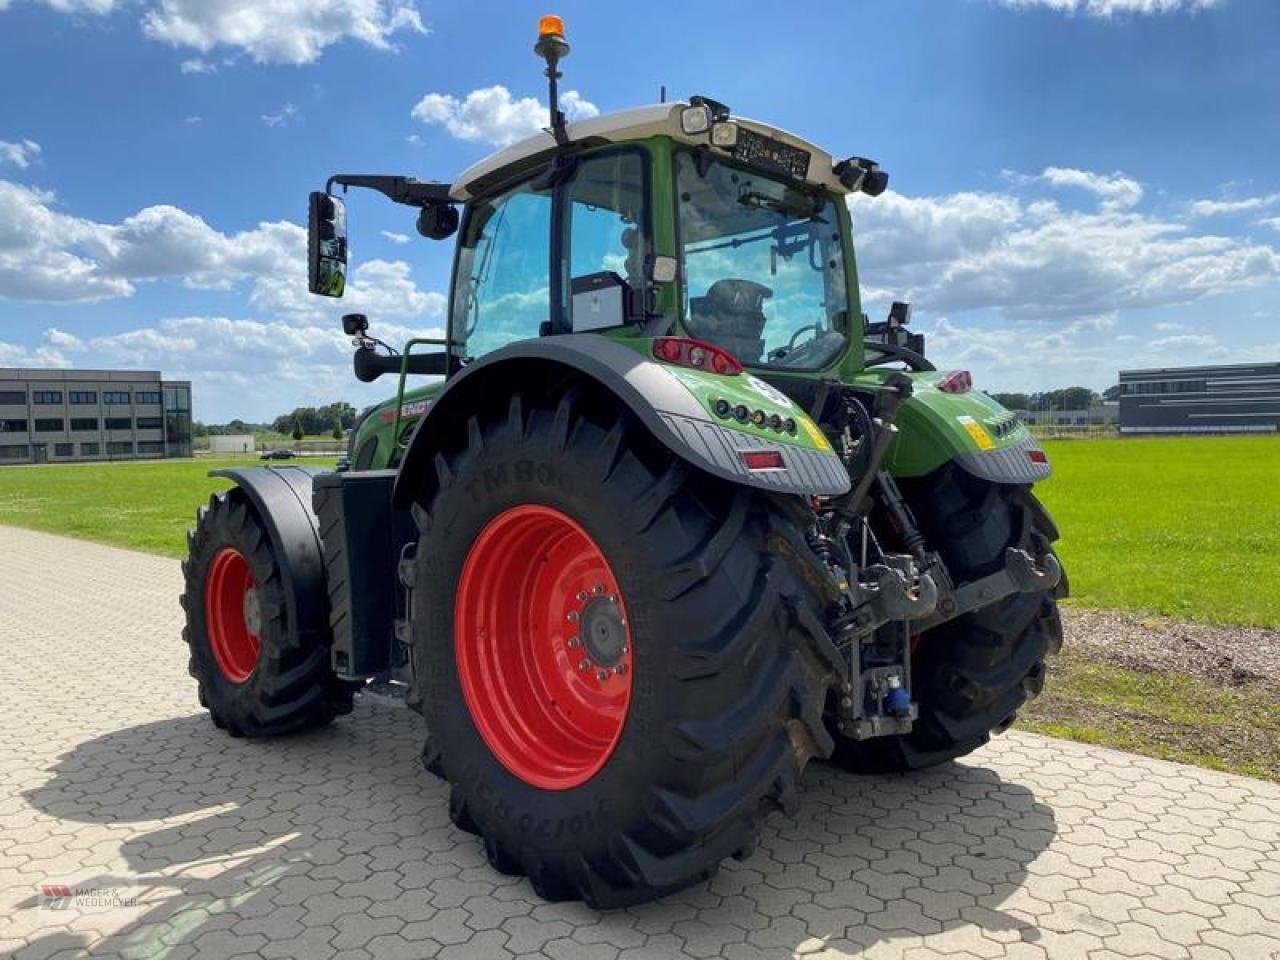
[194,401,359,439]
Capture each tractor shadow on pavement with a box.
[21,694,1057,959]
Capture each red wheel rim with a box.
[455,505,633,790]
[205,547,261,684]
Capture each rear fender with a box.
[390,335,851,509]
[851,370,1052,484]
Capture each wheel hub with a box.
[242,586,262,637]
[454,504,633,790]
[579,595,627,667]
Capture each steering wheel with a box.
[767,323,823,363]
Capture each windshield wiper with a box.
[737,190,825,222]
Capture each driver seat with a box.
[689,278,772,363]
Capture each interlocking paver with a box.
[3,523,1280,960]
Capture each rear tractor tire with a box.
[830,464,1066,774]
[408,388,838,907]
[181,490,355,737]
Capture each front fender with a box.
[852,370,1052,484]
[208,465,332,645]
[391,335,851,508]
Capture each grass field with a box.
[0,456,333,556]
[0,435,1276,623]
[1036,435,1280,628]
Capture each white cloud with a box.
[380,230,410,244]
[261,103,299,128]
[0,139,41,169]
[0,0,425,66]
[411,84,599,147]
[1040,166,1142,210]
[65,313,448,420]
[1260,217,1280,231]
[0,179,443,320]
[996,0,1220,15]
[141,0,426,66]
[1190,193,1280,216]
[850,173,1280,320]
[183,116,202,126]
[44,327,86,351]
[0,0,119,12]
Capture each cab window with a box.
[452,180,552,359]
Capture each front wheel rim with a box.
[455,505,633,790]
[205,547,261,684]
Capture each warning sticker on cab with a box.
[957,415,996,451]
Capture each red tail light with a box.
[740,450,785,471]
[937,369,973,394]
[1028,449,1049,465]
[652,337,743,375]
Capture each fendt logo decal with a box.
[381,400,432,423]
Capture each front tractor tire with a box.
[408,388,836,907]
[831,464,1066,773]
[181,490,354,737]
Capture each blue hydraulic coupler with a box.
[885,685,912,717]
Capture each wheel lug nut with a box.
[621,645,629,655]
[592,583,604,595]
[567,636,580,648]
[614,664,627,676]
[597,670,609,682]
[578,659,591,671]
[607,595,617,604]
[576,590,588,603]
[566,611,579,623]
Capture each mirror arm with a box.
[326,175,453,208]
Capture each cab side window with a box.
[453,180,552,357]
[563,151,647,331]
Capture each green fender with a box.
[850,369,1052,484]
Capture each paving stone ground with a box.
[1,523,1278,960]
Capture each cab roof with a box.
[449,101,849,202]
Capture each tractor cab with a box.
[307,17,891,401]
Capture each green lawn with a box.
[1,435,1277,624]
[1036,435,1280,628]
[0,456,334,557]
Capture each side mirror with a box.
[308,191,348,297]
[342,313,368,336]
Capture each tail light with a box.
[652,337,743,375]
[1028,449,1049,465]
[740,450,785,471]
[937,369,973,394]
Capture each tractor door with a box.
[450,148,650,362]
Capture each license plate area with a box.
[733,128,811,179]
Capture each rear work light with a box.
[740,449,785,471]
[937,369,973,394]
[651,337,743,375]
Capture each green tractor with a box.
[182,17,1065,907]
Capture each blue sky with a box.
[1,0,1278,421]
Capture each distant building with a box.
[1118,362,1280,434]
[210,434,256,455]
[0,368,193,465]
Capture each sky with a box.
[1,0,1278,422]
